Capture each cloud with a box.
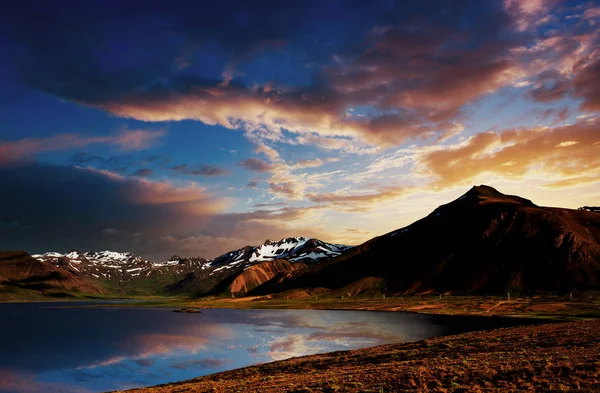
[102,228,121,236]
[573,56,600,112]
[253,202,285,208]
[295,158,324,168]
[0,163,228,257]
[0,129,166,163]
[80,330,228,370]
[170,358,227,370]
[268,182,300,198]
[132,168,154,177]
[133,359,155,367]
[8,1,578,151]
[344,228,370,234]
[539,107,570,125]
[240,158,275,172]
[419,117,600,188]
[503,0,556,31]
[0,369,92,393]
[159,235,249,259]
[268,334,319,361]
[306,185,411,211]
[0,161,337,259]
[170,164,230,177]
[292,158,339,169]
[246,177,261,189]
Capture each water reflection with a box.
[0,303,537,393]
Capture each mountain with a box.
[0,251,106,300]
[32,250,209,284]
[21,237,350,298]
[211,237,351,266]
[10,185,598,300]
[579,206,600,213]
[256,185,600,296]
[166,237,350,296]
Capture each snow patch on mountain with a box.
[211,237,352,267]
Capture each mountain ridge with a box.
[19,237,351,298]
[253,185,600,296]
[3,185,600,300]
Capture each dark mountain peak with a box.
[457,185,537,207]
[467,185,504,198]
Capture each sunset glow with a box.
[1,0,599,259]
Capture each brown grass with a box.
[158,292,600,320]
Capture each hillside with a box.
[0,251,106,299]
[256,185,600,296]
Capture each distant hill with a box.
[255,185,600,296]
[8,237,350,299]
[0,251,106,299]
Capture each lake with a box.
[0,302,541,392]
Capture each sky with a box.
[1,0,599,260]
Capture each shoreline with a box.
[62,292,600,320]
[5,293,600,322]
[112,319,600,393]
[4,294,599,391]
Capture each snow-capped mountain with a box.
[211,237,351,266]
[579,206,600,213]
[30,237,351,284]
[32,250,208,281]
[165,237,353,295]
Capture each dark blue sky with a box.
[1,0,599,259]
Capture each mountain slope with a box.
[259,185,600,295]
[0,251,106,299]
[162,237,350,297]
[31,251,209,294]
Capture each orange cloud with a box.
[79,324,233,370]
[420,118,600,187]
[79,167,228,212]
[308,188,410,213]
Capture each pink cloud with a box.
[0,128,166,163]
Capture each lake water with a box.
[0,302,540,393]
